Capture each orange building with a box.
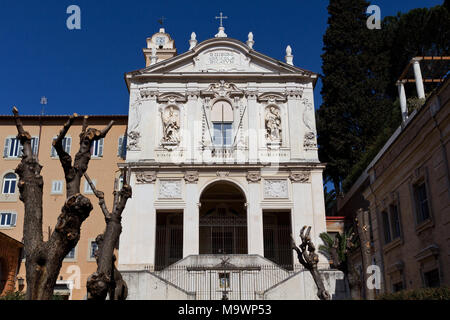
[0,114,127,299]
[0,232,23,296]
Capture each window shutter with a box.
[18,141,24,157]
[65,137,72,154]
[51,138,57,157]
[3,138,10,158]
[117,136,123,156]
[11,213,17,227]
[98,138,104,156]
[32,137,39,155]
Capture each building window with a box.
[118,135,127,159]
[84,179,96,194]
[51,180,64,194]
[389,204,401,239]
[423,269,440,288]
[0,212,17,227]
[414,182,430,223]
[91,139,104,157]
[392,281,404,292]
[65,247,76,260]
[211,100,233,147]
[381,211,391,244]
[3,137,38,158]
[2,173,17,194]
[51,137,72,157]
[89,241,98,259]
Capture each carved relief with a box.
[135,171,157,184]
[246,171,261,183]
[159,180,182,199]
[289,171,311,183]
[265,106,282,147]
[161,106,180,149]
[264,180,288,198]
[184,171,199,184]
[303,100,317,149]
[127,90,143,151]
[127,131,141,151]
[202,80,243,98]
[216,171,230,177]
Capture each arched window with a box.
[2,173,17,194]
[211,100,233,146]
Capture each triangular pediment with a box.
[127,38,316,78]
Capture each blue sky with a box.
[0,0,444,116]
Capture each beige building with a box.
[364,76,450,293]
[0,115,127,299]
[337,73,450,296]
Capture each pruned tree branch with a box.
[86,167,132,300]
[12,107,114,300]
[292,226,331,300]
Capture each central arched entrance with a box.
[199,181,247,254]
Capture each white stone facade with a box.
[117,28,340,299]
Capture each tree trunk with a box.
[12,108,113,300]
[85,170,131,300]
[355,208,374,300]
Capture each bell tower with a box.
[143,28,177,67]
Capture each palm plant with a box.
[319,228,355,273]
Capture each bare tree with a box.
[84,170,131,300]
[12,107,113,300]
[292,226,331,300]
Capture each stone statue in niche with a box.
[161,106,180,145]
[265,106,282,145]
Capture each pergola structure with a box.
[396,56,450,122]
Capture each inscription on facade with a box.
[208,52,235,65]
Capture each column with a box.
[396,81,408,122]
[290,174,314,267]
[118,171,156,269]
[247,173,264,255]
[412,58,425,99]
[183,172,199,257]
[310,170,329,268]
[287,95,302,159]
[247,94,259,164]
[185,94,197,163]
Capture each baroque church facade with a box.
[118,25,347,300]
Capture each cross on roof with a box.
[157,16,166,26]
[215,12,228,27]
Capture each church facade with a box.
[118,26,347,300]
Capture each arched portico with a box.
[199,180,248,255]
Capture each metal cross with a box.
[157,16,166,26]
[215,12,228,27]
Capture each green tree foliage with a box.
[377,287,450,300]
[318,1,450,194]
